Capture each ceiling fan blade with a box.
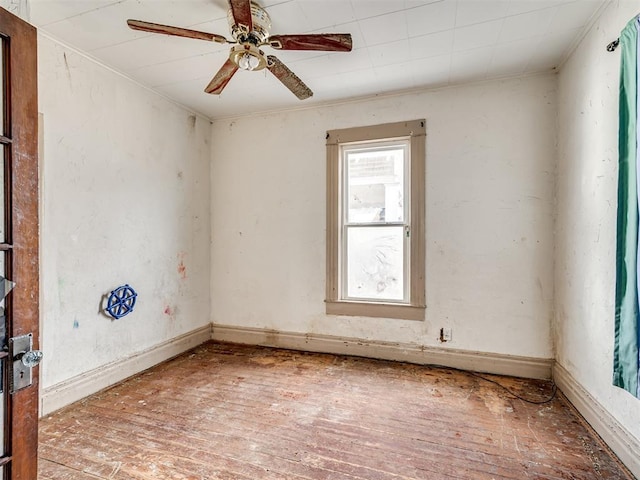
[127,19,227,44]
[204,58,239,95]
[229,0,253,32]
[268,34,352,52]
[267,55,313,100]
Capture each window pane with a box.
[0,144,4,242]
[0,251,5,456]
[0,38,3,137]
[0,358,4,455]
[0,251,4,348]
[346,146,405,223]
[346,226,404,301]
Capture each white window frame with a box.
[341,140,411,303]
[326,120,426,321]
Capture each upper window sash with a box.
[341,139,410,227]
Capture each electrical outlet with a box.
[439,327,452,342]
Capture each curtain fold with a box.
[614,15,640,398]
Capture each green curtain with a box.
[614,15,640,397]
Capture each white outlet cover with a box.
[442,328,452,341]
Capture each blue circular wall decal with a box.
[105,284,137,320]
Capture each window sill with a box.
[325,300,425,321]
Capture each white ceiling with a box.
[30,0,607,119]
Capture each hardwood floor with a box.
[38,342,633,480]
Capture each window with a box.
[326,120,426,320]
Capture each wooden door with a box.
[0,6,38,480]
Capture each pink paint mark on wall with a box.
[177,252,187,280]
[164,306,173,316]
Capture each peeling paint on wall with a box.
[0,0,29,21]
[38,35,212,388]
[210,74,556,358]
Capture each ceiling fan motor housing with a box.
[227,2,271,44]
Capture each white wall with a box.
[556,0,640,450]
[211,75,556,360]
[38,34,211,389]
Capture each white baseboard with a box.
[40,324,212,416]
[211,324,553,379]
[553,363,640,479]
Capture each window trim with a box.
[326,119,426,321]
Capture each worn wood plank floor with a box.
[38,342,632,480]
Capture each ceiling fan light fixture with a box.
[238,52,260,70]
[230,44,267,71]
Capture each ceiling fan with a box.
[127,0,353,100]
